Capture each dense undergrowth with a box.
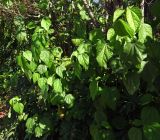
[1,0,160,140]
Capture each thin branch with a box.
[82,0,98,26]
[140,0,145,21]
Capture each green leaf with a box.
[37,65,47,74]
[133,119,143,127]
[53,79,63,93]
[13,102,24,114]
[23,50,32,61]
[128,127,142,140]
[107,28,115,41]
[52,47,63,58]
[39,123,46,129]
[142,62,159,90]
[35,126,43,138]
[72,43,90,70]
[89,28,104,43]
[17,55,23,68]
[72,38,84,47]
[28,61,37,72]
[40,50,50,66]
[114,19,134,37]
[38,78,47,90]
[16,31,27,43]
[77,53,89,70]
[123,72,140,95]
[26,117,36,133]
[33,73,40,83]
[47,76,53,86]
[138,23,152,43]
[27,21,36,29]
[74,61,82,78]
[74,20,86,38]
[9,96,21,106]
[41,18,51,31]
[77,42,90,54]
[89,79,99,100]
[126,7,141,32]
[143,123,160,140]
[56,65,66,78]
[140,94,153,106]
[65,94,75,108]
[123,42,146,65]
[100,87,120,110]
[80,10,90,20]
[113,8,125,22]
[94,111,108,124]
[141,106,160,125]
[90,123,115,140]
[96,40,112,68]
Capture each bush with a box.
[1,0,160,140]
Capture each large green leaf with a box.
[38,78,47,90]
[141,106,160,125]
[138,23,152,43]
[47,76,54,86]
[77,42,90,54]
[123,42,146,65]
[114,19,134,37]
[72,43,90,70]
[77,53,89,70]
[107,28,115,41]
[41,18,51,31]
[123,72,140,95]
[113,8,125,22]
[64,94,75,108]
[40,50,50,66]
[72,38,84,47]
[28,61,37,72]
[128,127,142,140]
[13,102,24,114]
[37,65,47,74]
[96,40,112,68]
[33,73,40,83]
[53,79,63,93]
[126,7,141,32]
[56,65,66,78]
[23,50,32,62]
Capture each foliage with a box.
[1,0,160,140]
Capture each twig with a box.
[140,0,145,21]
[82,0,98,26]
